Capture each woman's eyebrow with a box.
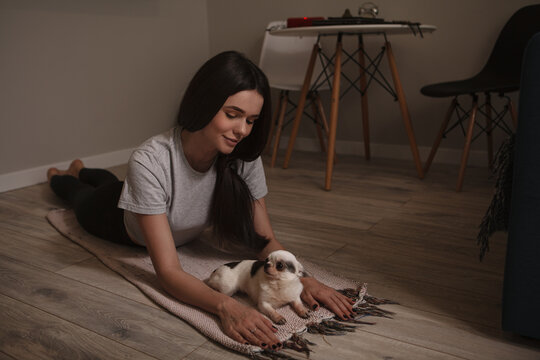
[223,105,245,114]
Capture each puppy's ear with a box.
[250,260,265,277]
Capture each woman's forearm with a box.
[158,265,234,316]
[136,213,235,316]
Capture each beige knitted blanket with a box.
[47,209,380,358]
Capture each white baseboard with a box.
[0,148,135,193]
[0,137,489,193]
[278,136,489,167]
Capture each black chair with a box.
[421,5,540,191]
[502,31,540,340]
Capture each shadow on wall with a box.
[2,0,160,17]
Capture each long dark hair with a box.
[177,51,271,251]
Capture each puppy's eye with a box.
[276,262,284,271]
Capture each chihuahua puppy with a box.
[206,250,309,324]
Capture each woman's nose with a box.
[234,119,249,137]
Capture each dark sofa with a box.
[502,32,540,340]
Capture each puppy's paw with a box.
[269,313,286,325]
[290,300,310,318]
[296,307,309,318]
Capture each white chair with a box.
[259,21,331,167]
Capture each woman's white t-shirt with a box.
[118,127,268,247]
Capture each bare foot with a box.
[67,159,84,178]
[47,167,60,184]
[46,159,84,184]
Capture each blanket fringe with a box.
[363,294,399,306]
[249,287,397,360]
[477,134,514,261]
[283,334,315,358]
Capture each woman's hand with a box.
[217,297,282,351]
[300,277,355,321]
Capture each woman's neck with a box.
[180,129,218,173]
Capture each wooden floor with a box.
[1,151,539,359]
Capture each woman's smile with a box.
[223,135,240,147]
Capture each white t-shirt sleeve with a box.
[118,150,169,214]
[239,156,268,200]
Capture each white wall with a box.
[206,0,537,162]
[0,0,209,191]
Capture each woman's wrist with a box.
[215,294,237,317]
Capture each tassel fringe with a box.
[477,134,515,261]
[249,286,397,360]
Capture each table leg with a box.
[282,43,320,169]
[325,34,343,191]
[358,35,370,160]
[385,41,424,179]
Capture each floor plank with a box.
[56,257,160,309]
[0,255,206,359]
[0,293,156,360]
[355,305,540,360]
[0,226,92,272]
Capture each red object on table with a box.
[287,17,325,28]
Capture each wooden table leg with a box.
[282,43,319,169]
[325,34,343,191]
[358,34,370,160]
[385,41,424,179]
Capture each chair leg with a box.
[457,95,479,192]
[310,93,327,153]
[313,92,339,163]
[314,92,330,135]
[485,93,493,169]
[270,92,288,168]
[266,91,284,154]
[424,98,457,175]
[509,99,518,129]
[283,43,320,169]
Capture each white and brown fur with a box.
[206,250,309,324]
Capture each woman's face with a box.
[202,89,264,155]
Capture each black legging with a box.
[50,168,136,246]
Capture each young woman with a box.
[47,51,354,351]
